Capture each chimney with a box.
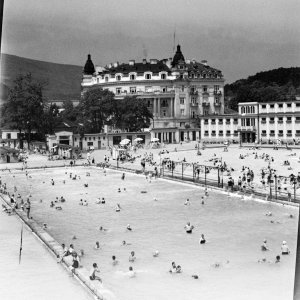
[150,59,157,64]
[201,60,208,66]
[129,60,135,66]
[108,63,112,68]
[113,62,119,67]
[143,59,147,64]
[186,59,191,64]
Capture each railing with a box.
[190,102,198,107]
[190,91,198,96]
[202,102,210,107]
[214,102,221,106]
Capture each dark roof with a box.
[83,54,95,75]
[100,61,170,75]
[186,61,222,76]
[171,45,185,67]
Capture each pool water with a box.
[4,166,298,300]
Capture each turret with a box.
[83,54,95,75]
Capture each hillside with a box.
[0,53,83,101]
[225,67,300,110]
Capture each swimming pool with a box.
[3,166,298,300]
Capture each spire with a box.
[83,54,95,75]
[171,45,185,67]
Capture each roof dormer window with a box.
[161,73,166,80]
[116,75,122,81]
[130,74,136,80]
[105,76,109,82]
[145,73,151,80]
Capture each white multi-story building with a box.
[200,99,300,144]
[81,45,225,143]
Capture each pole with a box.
[193,163,195,182]
[19,225,23,264]
[269,174,272,200]
[182,163,184,180]
[275,175,277,200]
[218,168,220,187]
[294,180,296,202]
[205,166,207,187]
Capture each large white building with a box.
[81,45,225,143]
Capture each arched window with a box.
[130,74,135,80]
[116,75,121,81]
[105,76,109,82]
[161,73,166,80]
[145,73,151,80]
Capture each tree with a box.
[1,73,47,145]
[78,88,115,133]
[113,96,153,132]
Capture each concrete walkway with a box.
[0,210,92,300]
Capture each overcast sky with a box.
[1,0,300,83]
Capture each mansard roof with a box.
[100,60,170,75]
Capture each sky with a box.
[1,0,300,83]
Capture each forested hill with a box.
[225,67,300,110]
[0,53,83,102]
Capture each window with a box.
[211,130,216,136]
[87,142,93,146]
[162,87,167,93]
[204,110,208,115]
[296,130,300,136]
[147,100,152,108]
[180,109,185,116]
[130,74,135,80]
[270,104,274,108]
[161,73,166,79]
[97,78,99,83]
[287,117,292,122]
[211,119,216,125]
[278,117,283,123]
[278,104,283,108]
[214,85,220,93]
[218,119,223,124]
[181,86,185,92]
[262,118,266,123]
[296,117,300,122]
[74,138,77,142]
[262,130,267,136]
[89,137,91,141]
[204,119,208,125]
[287,103,292,108]
[85,137,87,141]
[226,119,230,124]
[191,111,196,118]
[116,75,121,81]
[234,130,238,136]
[233,119,238,124]
[163,110,166,117]
[296,103,300,107]
[270,130,275,135]
[278,130,283,136]
[180,98,185,105]
[203,85,208,92]
[226,130,231,136]
[204,131,209,136]
[219,130,223,136]
[270,118,275,123]
[130,87,136,94]
[105,76,109,82]
[7,133,11,139]
[93,137,95,140]
[261,105,266,109]
[116,88,121,95]
[145,73,151,80]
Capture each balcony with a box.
[202,102,210,107]
[202,91,209,96]
[237,126,257,132]
[226,133,231,137]
[211,133,216,137]
[214,102,221,106]
[270,133,275,137]
[296,120,300,123]
[278,120,283,124]
[261,120,266,124]
[190,102,198,107]
[261,133,267,137]
[190,90,198,96]
[214,91,222,96]
[278,133,284,137]
[286,120,292,124]
[269,120,275,124]
[287,133,292,137]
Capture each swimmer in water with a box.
[127,224,132,231]
[199,234,206,244]
[129,251,136,262]
[169,262,177,273]
[184,222,194,234]
[153,250,159,257]
[184,199,190,205]
[89,263,102,282]
[281,241,290,255]
[265,211,272,216]
[121,240,131,246]
[261,239,269,251]
[94,241,100,250]
[112,255,119,266]
[128,266,136,278]
[115,204,121,212]
[99,226,107,231]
